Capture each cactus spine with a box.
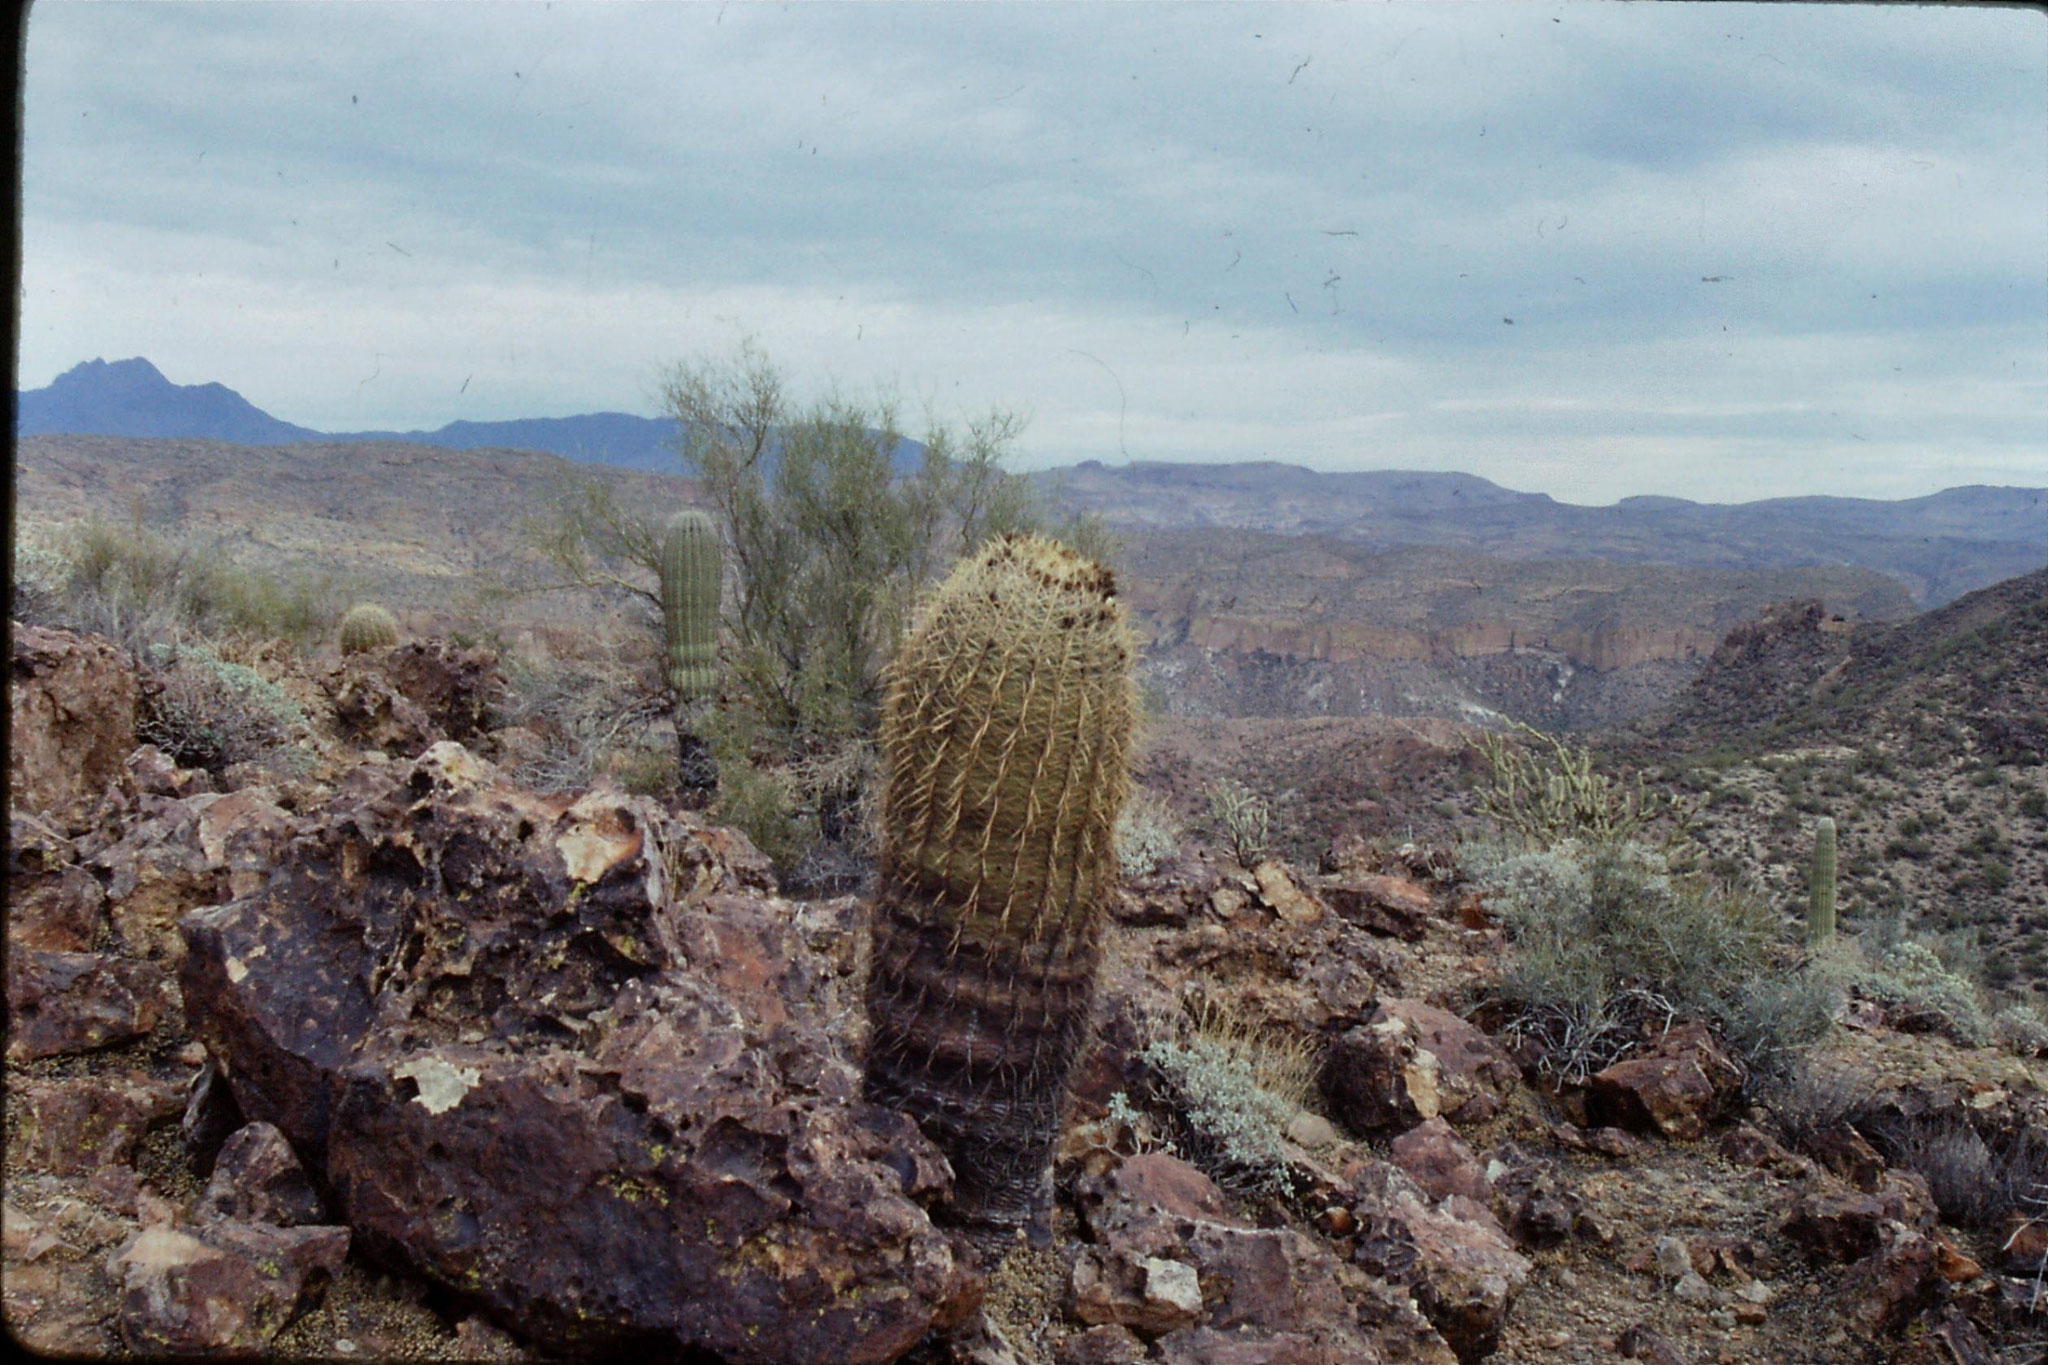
[660,510,721,805]
[1809,815,1837,946]
[863,535,1136,1246]
[338,602,399,655]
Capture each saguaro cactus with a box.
[863,535,1136,1248]
[338,602,399,655]
[660,510,721,804]
[1809,814,1838,946]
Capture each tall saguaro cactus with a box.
[863,535,1136,1249]
[660,510,721,805]
[1808,815,1838,946]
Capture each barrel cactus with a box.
[863,534,1136,1249]
[1808,814,1837,946]
[338,602,399,655]
[660,510,721,805]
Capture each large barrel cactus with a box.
[863,534,1136,1249]
[1809,814,1838,946]
[660,510,722,805]
[338,602,399,655]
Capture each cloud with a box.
[19,1,2046,503]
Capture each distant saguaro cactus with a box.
[1809,815,1838,946]
[338,602,399,655]
[660,510,721,804]
[863,535,1136,1248]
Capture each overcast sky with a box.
[19,1,2048,503]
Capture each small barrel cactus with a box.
[1809,815,1838,946]
[338,602,399,655]
[863,534,1136,1247]
[659,510,720,703]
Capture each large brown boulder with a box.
[1586,1021,1742,1141]
[321,639,503,755]
[7,809,109,951]
[179,743,975,1363]
[10,624,139,816]
[1322,1000,1520,1135]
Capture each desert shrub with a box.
[497,653,669,794]
[138,642,311,774]
[1759,1057,1881,1149]
[1477,839,1830,1084]
[1853,1112,2048,1230]
[41,515,344,653]
[1473,722,1695,858]
[1115,788,1182,879]
[12,535,70,624]
[1140,1004,1322,1200]
[1840,939,1991,1047]
[1994,1003,2048,1058]
[1206,777,1271,868]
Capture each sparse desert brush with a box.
[1834,937,1992,1047]
[1206,776,1271,868]
[1473,721,1696,860]
[139,641,312,775]
[1115,787,1182,878]
[1139,1001,1324,1200]
[1994,1002,2048,1058]
[1478,838,1830,1084]
[498,651,669,794]
[1852,1108,2048,1230]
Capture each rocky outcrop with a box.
[321,639,503,756]
[1587,1021,1743,1141]
[1322,1000,1521,1135]
[179,742,976,1362]
[10,623,139,815]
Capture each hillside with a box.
[1042,460,2048,607]
[1636,566,2048,999]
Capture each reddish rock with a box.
[1616,1322,1686,1363]
[7,809,110,951]
[6,950,172,1060]
[125,743,214,799]
[107,1219,349,1356]
[1349,1161,1531,1362]
[7,1073,185,1176]
[193,1123,327,1227]
[91,797,223,962]
[1588,1023,1741,1141]
[1074,1154,1457,1364]
[1999,1213,2047,1274]
[322,639,503,756]
[179,742,975,1363]
[1252,860,1326,925]
[1389,1118,1493,1206]
[1843,1222,1939,1331]
[1324,1000,1518,1134]
[1717,1123,1805,1173]
[1783,1173,1933,1265]
[1806,1123,1886,1192]
[1319,872,1432,941]
[10,624,139,816]
[1058,1323,1148,1365]
[191,786,295,900]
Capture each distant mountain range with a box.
[1035,460,2048,607]
[20,357,2044,607]
[16,357,691,471]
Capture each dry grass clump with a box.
[1137,1000,1323,1201]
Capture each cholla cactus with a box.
[863,535,1136,1246]
[338,602,399,654]
[1808,815,1837,946]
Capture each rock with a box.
[91,797,223,962]
[2001,1212,2048,1273]
[1588,1023,1741,1141]
[1716,1123,1805,1173]
[7,1073,185,1176]
[10,624,139,816]
[1324,1011,1441,1134]
[322,640,503,757]
[1653,1235,1694,1280]
[7,809,110,951]
[1490,1149,1581,1250]
[1672,1271,1714,1304]
[107,1219,349,1356]
[1617,1322,1686,1363]
[1932,1234,1981,1283]
[1285,1112,1340,1149]
[191,786,296,900]
[125,743,214,798]
[1349,1162,1531,1363]
[182,1057,247,1178]
[1319,872,1432,941]
[1375,999,1520,1125]
[1843,1222,1939,1332]
[1252,860,1325,924]
[179,742,975,1363]
[1389,1118,1492,1206]
[6,949,172,1060]
[1075,1154,1458,1364]
[1057,1323,1148,1365]
[194,1122,327,1227]
[1806,1123,1885,1192]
